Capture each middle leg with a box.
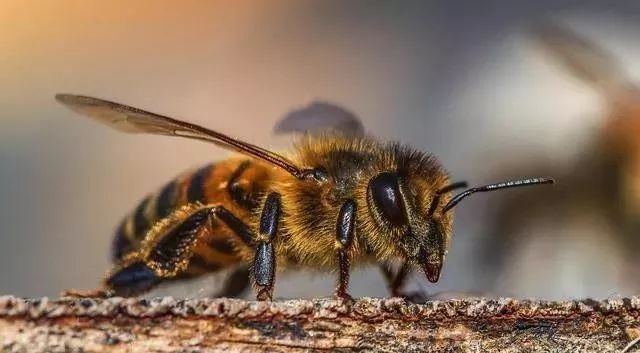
[252,192,282,301]
[335,200,357,301]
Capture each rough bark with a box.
[1,296,639,352]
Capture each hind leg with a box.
[61,288,113,298]
[62,259,161,298]
[211,266,251,298]
[63,204,247,298]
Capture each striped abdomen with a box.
[111,158,270,271]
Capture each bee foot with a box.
[334,292,355,307]
[396,291,431,304]
[256,289,273,301]
[61,288,112,299]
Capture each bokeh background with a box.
[2,0,640,300]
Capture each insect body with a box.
[57,95,553,301]
[108,158,269,297]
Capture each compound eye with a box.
[369,172,407,226]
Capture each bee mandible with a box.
[57,94,553,301]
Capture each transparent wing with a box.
[56,94,305,178]
[274,101,364,135]
[533,22,629,90]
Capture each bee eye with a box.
[369,172,407,226]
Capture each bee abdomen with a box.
[110,164,214,262]
[111,159,265,262]
[155,178,179,219]
[186,164,216,204]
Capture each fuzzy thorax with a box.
[265,134,455,274]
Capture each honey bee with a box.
[57,94,553,301]
[477,23,640,294]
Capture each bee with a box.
[477,23,640,293]
[56,94,553,301]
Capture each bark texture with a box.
[1,295,640,352]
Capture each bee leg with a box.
[380,261,410,296]
[61,261,158,298]
[252,192,281,301]
[104,261,160,297]
[212,266,251,298]
[61,261,157,298]
[61,288,113,298]
[380,261,421,299]
[380,262,435,303]
[105,206,220,297]
[335,200,357,302]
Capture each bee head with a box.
[367,170,554,283]
[367,171,457,282]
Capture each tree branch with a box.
[1,296,639,352]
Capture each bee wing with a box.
[273,101,364,135]
[533,22,630,91]
[56,94,306,178]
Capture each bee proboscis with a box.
[56,94,553,301]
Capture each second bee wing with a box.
[56,94,306,178]
[533,22,629,91]
[274,101,364,135]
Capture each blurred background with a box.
[2,0,640,300]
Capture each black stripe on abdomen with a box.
[187,164,215,203]
[132,195,152,237]
[111,220,132,261]
[156,180,178,219]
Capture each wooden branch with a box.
[1,296,639,352]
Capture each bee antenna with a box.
[428,181,469,215]
[441,177,555,213]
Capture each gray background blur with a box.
[1,1,640,300]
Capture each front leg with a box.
[335,200,357,301]
[381,261,434,303]
[380,262,434,303]
[380,261,411,297]
[253,192,281,301]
